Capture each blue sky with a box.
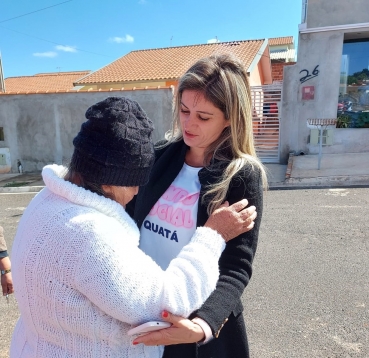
[0,0,302,78]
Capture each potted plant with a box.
[336,114,351,128]
[357,112,369,128]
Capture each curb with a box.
[0,185,44,193]
[285,175,369,187]
[269,172,369,190]
[285,152,294,180]
[1,179,368,193]
[269,182,369,190]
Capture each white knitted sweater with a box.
[10,165,225,358]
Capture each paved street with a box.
[1,189,368,357]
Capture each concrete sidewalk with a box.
[285,152,369,187]
[256,151,369,189]
[0,172,44,193]
[0,152,368,192]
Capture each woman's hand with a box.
[133,311,204,346]
[1,272,13,296]
[0,256,14,296]
[204,199,257,242]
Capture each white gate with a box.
[251,84,282,163]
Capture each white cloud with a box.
[109,35,134,44]
[207,38,220,44]
[55,45,77,53]
[33,51,58,58]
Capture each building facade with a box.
[280,0,369,162]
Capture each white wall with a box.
[0,89,173,172]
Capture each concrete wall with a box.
[279,1,369,163]
[80,80,168,91]
[306,0,369,28]
[0,89,173,172]
[280,30,343,163]
[309,128,369,154]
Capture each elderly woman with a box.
[10,97,255,358]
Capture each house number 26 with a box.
[299,65,319,83]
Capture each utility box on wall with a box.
[0,148,11,173]
[309,129,334,145]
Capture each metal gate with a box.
[251,84,282,163]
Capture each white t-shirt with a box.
[139,163,202,269]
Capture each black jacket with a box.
[127,140,263,358]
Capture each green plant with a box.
[357,112,369,128]
[336,114,351,128]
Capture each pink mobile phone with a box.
[127,321,172,336]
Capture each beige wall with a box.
[0,89,173,172]
[307,0,369,28]
[249,47,273,86]
[249,64,262,86]
[260,47,273,85]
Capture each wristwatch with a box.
[1,269,11,275]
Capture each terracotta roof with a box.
[4,71,90,93]
[268,36,294,46]
[0,86,173,96]
[75,40,266,85]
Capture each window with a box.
[339,39,369,127]
[0,127,4,141]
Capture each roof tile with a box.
[4,71,90,93]
[76,40,265,85]
[0,86,172,96]
[268,36,294,46]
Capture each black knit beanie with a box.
[71,97,155,187]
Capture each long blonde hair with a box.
[167,53,267,214]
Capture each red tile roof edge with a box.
[268,36,294,46]
[75,77,179,86]
[75,39,266,85]
[5,71,90,80]
[126,39,266,54]
[0,86,174,95]
[34,71,90,76]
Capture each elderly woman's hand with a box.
[133,311,204,346]
[204,199,257,242]
[0,256,14,296]
[1,272,14,296]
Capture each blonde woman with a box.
[128,54,267,358]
